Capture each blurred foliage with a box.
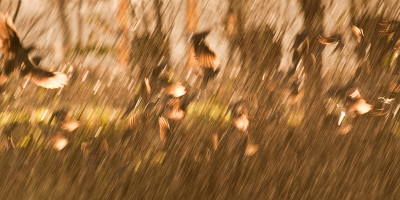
[1,0,400,199]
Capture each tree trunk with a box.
[118,0,130,67]
[12,0,21,22]
[76,0,83,47]
[185,0,198,69]
[55,0,72,61]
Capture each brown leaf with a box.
[165,82,186,97]
[233,114,249,132]
[245,142,259,156]
[288,89,304,104]
[338,124,352,135]
[158,116,170,146]
[144,77,151,95]
[212,134,218,151]
[50,134,69,151]
[352,99,372,115]
[60,120,80,132]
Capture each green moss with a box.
[18,135,32,148]
[287,110,305,127]
[224,111,232,123]
[209,105,222,120]
[382,50,395,68]
[387,33,394,43]
[68,45,118,57]
[34,107,51,122]
[151,151,167,165]
[144,148,153,160]
[37,137,45,149]
[133,157,142,172]
[0,111,29,125]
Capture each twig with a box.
[12,0,21,23]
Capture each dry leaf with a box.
[51,134,68,151]
[165,82,186,97]
[233,115,249,132]
[158,116,170,146]
[61,120,80,132]
[352,99,372,115]
[245,142,259,156]
[212,134,218,151]
[144,77,151,95]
